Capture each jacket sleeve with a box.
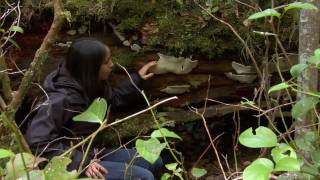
[104,73,144,109]
[25,94,92,171]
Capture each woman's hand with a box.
[138,61,157,80]
[85,160,108,179]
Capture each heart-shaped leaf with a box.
[239,126,277,148]
[0,149,14,159]
[292,97,319,119]
[271,143,297,163]
[151,128,182,140]
[6,153,42,179]
[290,64,308,78]
[243,158,274,180]
[191,167,207,178]
[268,82,291,94]
[274,157,300,172]
[73,98,107,124]
[44,156,77,180]
[248,9,280,20]
[136,138,166,164]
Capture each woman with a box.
[24,38,160,179]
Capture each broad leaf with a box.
[304,131,317,143]
[6,153,42,179]
[307,55,320,66]
[315,48,320,58]
[295,138,315,152]
[284,2,318,12]
[311,150,320,166]
[20,170,45,180]
[0,149,14,159]
[44,156,77,180]
[191,167,207,178]
[136,138,166,164]
[151,128,182,140]
[73,98,107,124]
[239,126,277,148]
[268,82,291,94]
[292,97,319,119]
[290,64,308,78]
[271,143,297,163]
[165,163,178,171]
[161,173,171,180]
[8,26,24,33]
[243,158,274,180]
[248,9,280,20]
[274,157,300,172]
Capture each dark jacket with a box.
[25,63,143,170]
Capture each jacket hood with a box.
[43,63,84,95]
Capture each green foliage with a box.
[44,157,77,179]
[243,158,274,180]
[150,128,182,140]
[161,163,184,180]
[191,167,207,179]
[73,98,107,124]
[239,127,301,180]
[239,126,278,148]
[248,9,281,20]
[268,82,291,94]
[0,149,14,159]
[284,2,318,12]
[135,138,166,164]
[290,64,308,78]
[291,97,319,119]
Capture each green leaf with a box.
[248,9,280,20]
[2,37,21,49]
[191,167,207,178]
[136,138,166,164]
[284,2,318,12]
[295,138,315,152]
[161,173,171,180]
[20,170,45,180]
[271,143,297,163]
[274,157,300,172]
[5,153,42,179]
[0,149,14,159]
[290,64,308,78]
[239,126,277,148]
[311,150,320,166]
[165,163,178,171]
[73,98,107,124]
[151,128,182,140]
[268,82,291,94]
[9,26,24,33]
[243,158,274,180]
[0,28,5,33]
[44,156,77,180]
[307,55,320,65]
[315,48,320,58]
[304,131,317,143]
[292,97,319,119]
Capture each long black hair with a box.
[66,38,108,100]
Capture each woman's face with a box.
[99,47,114,80]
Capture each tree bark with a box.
[0,0,65,153]
[295,0,320,160]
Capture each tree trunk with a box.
[295,0,320,160]
[0,0,65,153]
